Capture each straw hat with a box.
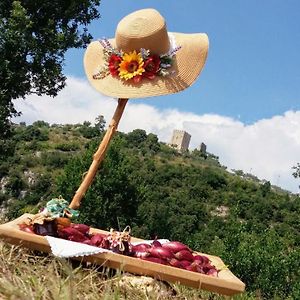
[84,8,209,99]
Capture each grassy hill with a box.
[1,120,300,299]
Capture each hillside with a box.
[1,120,300,299]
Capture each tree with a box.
[0,0,101,138]
[126,129,147,148]
[260,180,271,197]
[293,163,300,189]
[144,133,160,153]
[78,120,103,138]
[94,115,106,132]
[32,120,50,128]
[292,163,300,195]
[57,135,139,230]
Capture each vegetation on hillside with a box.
[1,120,300,299]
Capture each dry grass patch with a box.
[0,242,215,300]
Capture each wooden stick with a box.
[69,98,128,209]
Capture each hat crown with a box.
[115,8,170,55]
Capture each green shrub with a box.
[54,142,80,152]
[0,193,8,205]
[0,162,9,177]
[21,155,40,168]
[215,226,300,299]
[32,121,50,128]
[18,126,49,142]
[41,152,70,168]
[6,174,26,198]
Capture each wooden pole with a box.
[69,98,128,209]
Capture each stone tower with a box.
[170,130,191,152]
[199,142,207,154]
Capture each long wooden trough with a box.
[0,213,245,296]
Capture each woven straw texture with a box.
[84,9,209,99]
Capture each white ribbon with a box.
[168,33,178,54]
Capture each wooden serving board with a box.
[0,214,245,296]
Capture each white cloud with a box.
[13,76,300,193]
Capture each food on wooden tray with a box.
[139,239,219,276]
[17,197,219,277]
[18,218,219,277]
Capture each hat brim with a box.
[83,32,209,99]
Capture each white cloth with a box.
[46,236,112,258]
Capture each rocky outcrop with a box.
[0,177,9,194]
[24,170,36,186]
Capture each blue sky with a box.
[64,0,300,124]
[17,1,300,193]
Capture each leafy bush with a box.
[41,152,70,168]
[55,142,80,152]
[32,121,50,128]
[6,174,26,198]
[77,122,101,138]
[6,173,54,219]
[57,136,139,230]
[0,162,9,177]
[208,224,300,299]
[0,193,8,205]
[21,155,40,168]
[17,126,49,141]
[0,139,16,160]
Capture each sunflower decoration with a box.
[119,51,145,82]
[93,39,181,83]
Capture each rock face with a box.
[118,274,174,297]
[210,205,229,218]
[0,177,9,194]
[24,170,36,186]
[19,190,27,199]
[35,151,42,158]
